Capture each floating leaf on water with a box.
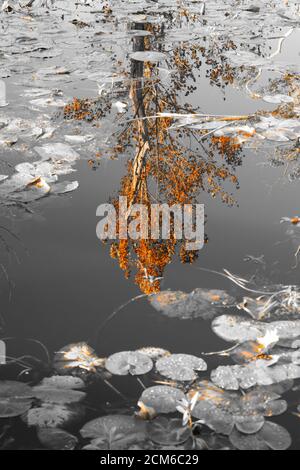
[147,417,191,446]
[32,386,86,404]
[190,380,287,435]
[34,143,80,163]
[212,315,265,343]
[156,354,207,381]
[38,376,85,390]
[0,381,33,418]
[140,386,185,414]
[192,400,235,435]
[211,362,300,390]
[105,351,153,376]
[234,415,265,434]
[263,94,294,104]
[137,347,170,361]
[54,342,105,374]
[212,315,300,343]
[130,51,167,63]
[0,399,32,418]
[25,403,82,428]
[149,288,234,320]
[37,428,78,450]
[80,414,146,440]
[230,422,291,450]
[10,177,51,203]
[64,135,95,144]
[0,381,33,399]
[51,180,79,195]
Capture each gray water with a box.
[0,0,300,451]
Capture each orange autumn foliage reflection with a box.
[104,23,242,294]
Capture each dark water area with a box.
[0,0,300,451]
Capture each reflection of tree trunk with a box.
[128,22,150,212]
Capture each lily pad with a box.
[137,347,170,360]
[37,428,78,450]
[25,403,83,428]
[189,380,287,435]
[34,143,80,163]
[156,354,207,381]
[54,342,105,374]
[150,289,234,320]
[140,386,185,414]
[147,417,191,446]
[212,315,300,343]
[38,376,85,390]
[80,415,146,442]
[230,422,291,450]
[32,386,86,404]
[211,362,300,390]
[105,351,153,376]
[0,381,33,418]
[130,51,167,62]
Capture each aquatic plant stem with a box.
[94,294,149,345]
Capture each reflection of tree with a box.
[106,21,241,294]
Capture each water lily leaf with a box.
[260,422,292,450]
[54,342,105,374]
[212,315,265,343]
[25,403,82,428]
[105,351,153,376]
[34,143,80,163]
[192,401,235,435]
[229,427,269,450]
[0,399,33,418]
[64,135,95,144]
[0,381,33,399]
[32,386,86,404]
[211,363,300,390]
[0,381,33,418]
[130,51,166,62]
[234,415,265,434]
[156,354,207,381]
[212,315,300,343]
[51,180,79,194]
[140,386,185,414]
[263,94,294,104]
[147,417,191,446]
[230,422,291,450]
[150,289,234,320]
[10,177,51,203]
[37,428,78,450]
[38,376,85,390]
[137,347,170,361]
[190,380,287,435]
[80,415,146,440]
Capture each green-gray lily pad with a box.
[150,289,234,320]
[32,386,86,404]
[147,417,191,446]
[105,351,153,376]
[37,428,78,450]
[0,381,33,418]
[80,415,146,446]
[139,386,185,414]
[25,403,83,428]
[156,354,207,381]
[230,422,291,450]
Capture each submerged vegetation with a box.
[0,0,300,451]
